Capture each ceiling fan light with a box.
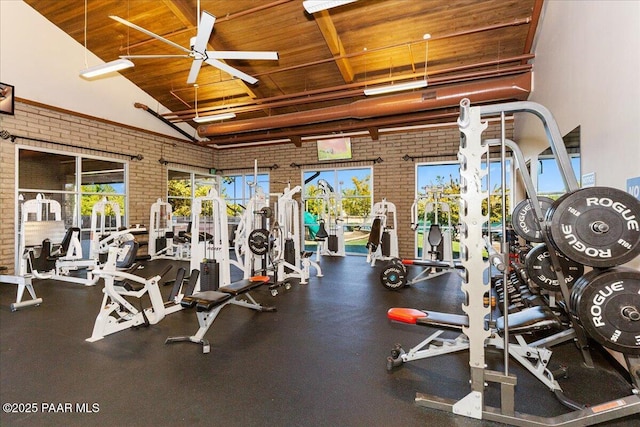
[363,80,428,96]
[193,112,237,123]
[80,59,134,78]
[303,0,358,14]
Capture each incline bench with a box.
[165,275,275,353]
[386,305,572,392]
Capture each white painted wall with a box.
[515,0,640,268]
[0,0,196,141]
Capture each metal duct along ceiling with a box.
[198,73,531,145]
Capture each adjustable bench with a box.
[387,305,572,391]
[165,275,276,353]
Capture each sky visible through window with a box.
[417,156,580,196]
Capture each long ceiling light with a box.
[193,112,237,123]
[79,59,134,78]
[364,34,430,96]
[79,0,133,79]
[192,83,236,123]
[363,80,428,96]
[303,0,357,14]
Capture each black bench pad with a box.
[121,280,145,292]
[388,306,559,334]
[181,291,232,311]
[416,311,468,330]
[218,276,270,296]
[496,305,561,333]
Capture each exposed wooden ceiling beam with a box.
[314,10,355,83]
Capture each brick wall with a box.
[0,101,512,272]
[0,101,212,273]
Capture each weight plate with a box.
[570,267,640,355]
[525,243,584,291]
[546,187,640,268]
[258,207,273,218]
[380,261,407,290]
[248,228,270,255]
[512,197,554,242]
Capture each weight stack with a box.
[328,235,339,252]
[155,237,167,253]
[381,232,391,257]
[284,239,295,273]
[200,259,219,291]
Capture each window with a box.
[17,148,127,260]
[536,155,581,198]
[167,170,218,232]
[302,167,372,254]
[415,159,511,258]
[220,172,270,222]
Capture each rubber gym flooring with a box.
[1,255,638,426]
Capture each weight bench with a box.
[387,305,573,391]
[165,275,276,353]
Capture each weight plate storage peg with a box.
[512,197,555,243]
[525,243,585,291]
[380,258,407,290]
[546,187,640,268]
[247,228,270,255]
[570,267,640,355]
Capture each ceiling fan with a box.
[109,10,278,85]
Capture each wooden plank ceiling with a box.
[24,0,541,148]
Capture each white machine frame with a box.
[366,199,398,267]
[89,196,146,263]
[18,194,98,286]
[269,184,322,294]
[148,198,190,260]
[86,245,183,342]
[189,188,244,289]
[234,186,269,279]
[314,179,345,257]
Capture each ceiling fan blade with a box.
[187,59,204,84]
[205,51,279,60]
[120,55,191,59]
[205,58,258,85]
[110,15,191,54]
[192,11,216,53]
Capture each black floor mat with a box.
[1,256,638,426]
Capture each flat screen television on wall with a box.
[317,137,352,161]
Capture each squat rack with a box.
[414,99,640,425]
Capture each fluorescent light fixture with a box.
[363,80,428,96]
[193,112,236,123]
[303,0,357,14]
[79,59,134,78]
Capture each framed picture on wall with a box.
[317,137,352,161]
[0,82,15,116]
